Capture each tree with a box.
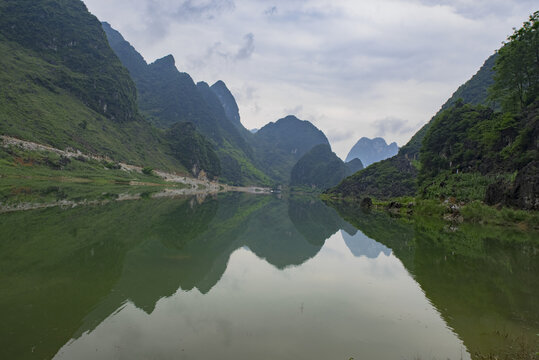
[490,11,539,112]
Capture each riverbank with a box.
[321,194,539,232]
[0,135,271,213]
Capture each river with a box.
[0,193,537,359]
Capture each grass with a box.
[322,193,539,231]
[0,37,187,173]
[0,145,188,205]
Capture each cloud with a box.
[283,105,303,117]
[264,6,277,16]
[82,0,538,158]
[174,0,236,20]
[235,33,255,60]
[371,117,417,138]
[326,129,355,143]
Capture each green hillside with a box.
[290,144,350,190]
[327,52,498,199]
[0,0,221,178]
[418,13,538,208]
[327,12,538,211]
[253,115,330,183]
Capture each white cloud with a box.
[83,0,537,158]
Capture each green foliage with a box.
[290,144,349,190]
[419,171,506,202]
[141,167,153,175]
[490,11,539,112]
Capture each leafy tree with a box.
[490,11,539,112]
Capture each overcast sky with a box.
[83,0,536,159]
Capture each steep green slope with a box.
[253,115,329,183]
[418,13,538,208]
[0,0,137,122]
[0,0,222,177]
[327,53,497,199]
[290,144,350,190]
[399,53,497,160]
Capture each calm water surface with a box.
[0,193,537,359]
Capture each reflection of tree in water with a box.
[329,200,539,358]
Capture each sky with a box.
[82,0,537,159]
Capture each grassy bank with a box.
[0,144,191,206]
[321,193,539,231]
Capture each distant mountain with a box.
[250,129,259,134]
[345,137,398,166]
[253,115,329,183]
[327,53,497,199]
[102,22,270,185]
[290,144,350,190]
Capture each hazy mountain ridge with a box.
[345,137,398,166]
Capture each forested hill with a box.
[0,0,220,175]
[328,12,538,209]
[253,115,330,183]
[327,51,498,200]
[399,53,497,160]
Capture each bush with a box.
[142,167,154,175]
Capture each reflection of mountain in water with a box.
[340,229,391,258]
[0,192,355,357]
[329,200,539,358]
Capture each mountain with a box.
[253,115,329,183]
[290,144,350,190]
[210,80,244,130]
[327,53,498,199]
[417,13,538,208]
[346,158,364,174]
[399,53,497,160]
[0,0,218,175]
[345,137,398,166]
[102,22,269,186]
[329,13,538,209]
